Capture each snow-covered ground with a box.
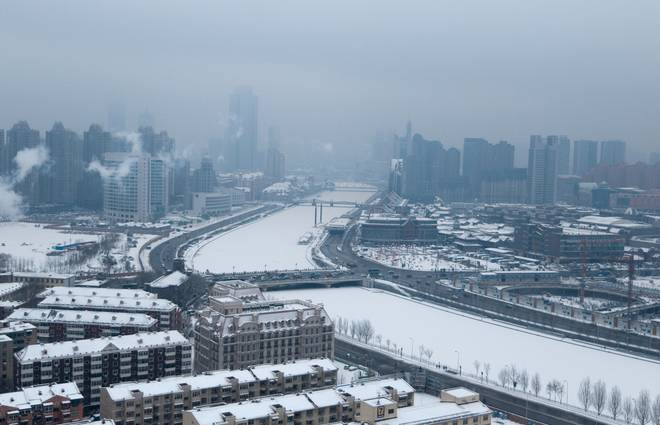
[0,221,153,273]
[188,190,375,273]
[274,286,660,405]
[357,245,503,272]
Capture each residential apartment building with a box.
[37,295,181,331]
[182,379,492,425]
[37,287,158,300]
[0,336,13,392]
[528,135,558,205]
[0,272,75,288]
[15,331,191,408]
[100,359,337,425]
[6,309,158,342]
[194,295,333,372]
[0,383,84,425]
[0,320,37,352]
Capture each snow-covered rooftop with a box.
[0,282,25,297]
[15,330,189,362]
[37,286,157,300]
[105,358,337,401]
[7,308,158,328]
[38,295,177,312]
[0,382,83,409]
[148,271,188,288]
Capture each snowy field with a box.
[357,245,503,272]
[0,221,153,273]
[188,190,374,273]
[274,286,660,405]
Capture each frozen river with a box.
[274,286,660,405]
[187,189,374,273]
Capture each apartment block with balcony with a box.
[14,331,191,409]
[0,382,84,425]
[100,358,337,425]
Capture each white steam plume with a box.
[13,145,49,182]
[0,178,23,218]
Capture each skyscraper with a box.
[548,135,570,175]
[573,140,598,176]
[192,157,217,193]
[107,101,126,133]
[44,122,83,206]
[226,87,258,171]
[528,135,558,205]
[600,140,626,166]
[3,121,42,206]
[138,126,175,157]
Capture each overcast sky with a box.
[1,1,659,163]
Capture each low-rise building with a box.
[100,359,337,425]
[191,191,232,215]
[479,270,561,286]
[7,309,158,342]
[36,287,158,300]
[209,280,265,303]
[15,331,191,408]
[146,271,194,303]
[0,383,84,425]
[358,214,438,244]
[37,295,181,331]
[0,272,75,288]
[182,379,491,425]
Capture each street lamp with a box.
[409,337,414,358]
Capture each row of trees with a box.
[577,377,660,425]
[336,320,660,425]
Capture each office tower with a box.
[548,135,570,175]
[83,124,113,163]
[265,146,286,180]
[402,134,444,201]
[138,126,175,156]
[102,152,170,222]
[192,156,217,192]
[43,122,83,206]
[600,140,626,166]
[172,158,191,204]
[573,140,598,176]
[528,135,558,204]
[107,100,126,133]
[444,147,461,179]
[3,121,42,206]
[226,86,258,171]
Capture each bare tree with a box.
[498,368,510,387]
[361,319,375,343]
[546,382,554,400]
[509,365,519,389]
[651,395,660,425]
[591,380,607,415]
[608,386,622,420]
[375,334,382,347]
[635,390,652,425]
[554,380,564,403]
[349,320,356,338]
[520,370,529,393]
[418,344,425,360]
[473,360,481,377]
[385,338,391,351]
[623,397,634,424]
[578,377,592,411]
[483,363,491,383]
[531,373,541,397]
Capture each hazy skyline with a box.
[1,0,659,164]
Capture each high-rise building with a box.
[463,138,514,199]
[600,140,626,166]
[548,135,570,175]
[226,87,258,171]
[102,153,169,222]
[138,126,175,156]
[43,122,83,206]
[573,140,598,176]
[528,135,558,204]
[650,152,660,165]
[192,156,217,193]
[80,124,114,210]
[2,121,41,205]
[265,146,285,180]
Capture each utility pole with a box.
[627,254,635,330]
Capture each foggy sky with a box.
[1,0,659,164]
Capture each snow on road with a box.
[189,190,375,273]
[274,286,660,405]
